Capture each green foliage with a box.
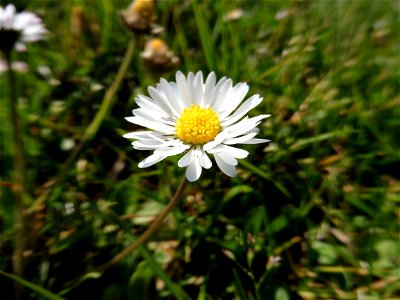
[1,0,399,299]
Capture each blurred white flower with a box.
[0,4,47,53]
[275,9,290,21]
[223,8,244,22]
[0,59,28,74]
[63,202,75,215]
[60,138,75,151]
[124,71,270,182]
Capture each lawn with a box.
[0,0,399,299]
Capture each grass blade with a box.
[0,271,65,300]
[140,245,191,300]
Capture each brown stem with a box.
[97,176,188,271]
[63,176,188,290]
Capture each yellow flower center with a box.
[176,105,220,144]
[148,38,167,52]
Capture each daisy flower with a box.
[124,71,270,182]
[0,4,47,53]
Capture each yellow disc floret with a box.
[176,105,220,144]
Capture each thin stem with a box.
[63,39,136,168]
[97,176,188,271]
[34,39,136,199]
[5,50,27,300]
[63,176,188,290]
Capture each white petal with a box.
[240,138,271,144]
[187,72,195,104]
[209,145,249,159]
[225,114,270,138]
[220,95,263,127]
[148,86,175,116]
[207,76,227,108]
[203,131,228,151]
[123,131,162,140]
[225,123,259,139]
[176,71,191,107]
[200,151,212,169]
[138,154,166,168]
[123,131,142,139]
[136,95,168,118]
[155,145,188,157]
[215,151,238,166]
[212,79,233,112]
[222,145,249,159]
[214,153,237,177]
[15,42,27,52]
[159,78,183,113]
[125,116,175,135]
[132,108,161,123]
[186,157,202,182]
[4,4,16,21]
[192,71,204,105]
[224,133,258,145]
[178,148,194,167]
[13,12,37,30]
[133,140,165,150]
[219,83,249,119]
[203,72,216,107]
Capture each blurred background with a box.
[0,0,399,299]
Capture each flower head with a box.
[124,71,270,182]
[0,4,47,54]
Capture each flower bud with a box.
[141,38,179,70]
[120,0,157,34]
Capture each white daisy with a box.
[124,71,270,182]
[0,4,47,53]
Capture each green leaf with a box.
[270,215,288,234]
[140,245,191,300]
[224,185,253,202]
[275,287,290,300]
[0,271,65,300]
[128,261,154,300]
[312,241,338,265]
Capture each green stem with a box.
[5,50,27,300]
[35,39,136,194]
[97,176,188,271]
[65,39,136,171]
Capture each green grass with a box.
[0,0,399,299]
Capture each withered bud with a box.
[120,0,158,34]
[141,38,179,70]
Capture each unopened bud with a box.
[141,38,179,70]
